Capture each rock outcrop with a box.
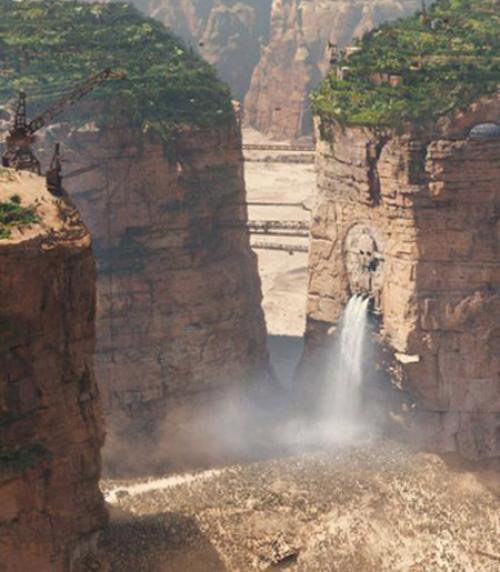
[304,94,500,458]
[0,170,106,570]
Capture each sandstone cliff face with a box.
[304,94,500,459]
[0,171,106,570]
[33,111,268,472]
[243,0,420,139]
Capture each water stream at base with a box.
[327,294,370,421]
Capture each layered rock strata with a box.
[0,171,106,571]
[36,111,268,472]
[304,94,500,458]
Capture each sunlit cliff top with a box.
[0,169,88,245]
[311,0,499,132]
[0,0,233,140]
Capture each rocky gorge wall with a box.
[0,171,106,570]
[33,109,269,472]
[303,94,500,459]
[128,0,420,139]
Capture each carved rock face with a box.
[344,224,384,298]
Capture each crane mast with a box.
[14,91,28,131]
[2,68,126,174]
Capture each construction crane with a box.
[2,68,126,174]
[46,143,63,197]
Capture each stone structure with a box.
[0,171,106,570]
[29,108,269,472]
[304,94,500,458]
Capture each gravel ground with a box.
[100,442,500,572]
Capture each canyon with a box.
[0,171,106,571]
[1,0,500,569]
[126,0,421,139]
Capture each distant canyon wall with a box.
[0,172,106,570]
[132,0,272,103]
[127,0,420,139]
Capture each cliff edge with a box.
[0,169,106,571]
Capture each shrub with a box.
[0,195,39,238]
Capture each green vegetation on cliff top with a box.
[0,0,233,139]
[0,193,40,239]
[311,0,499,131]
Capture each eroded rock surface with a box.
[101,443,500,571]
[0,171,106,571]
[303,94,500,458]
[29,111,269,473]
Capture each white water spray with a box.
[328,295,370,421]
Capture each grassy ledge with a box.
[0,0,234,141]
[310,0,499,133]
[0,194,39,239]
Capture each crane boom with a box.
[27,68,126,134]
[2,67,126,174]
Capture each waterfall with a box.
[328,295,370,421]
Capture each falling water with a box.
[328,295,370,421]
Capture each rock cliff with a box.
[304,94,500,458]
[37,114,269,473]
[303,0,500,458]
[0,170,106,570]
[0,1,269,473]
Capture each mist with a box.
[102,294,384,479]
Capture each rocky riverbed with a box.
[99,442,500,571]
